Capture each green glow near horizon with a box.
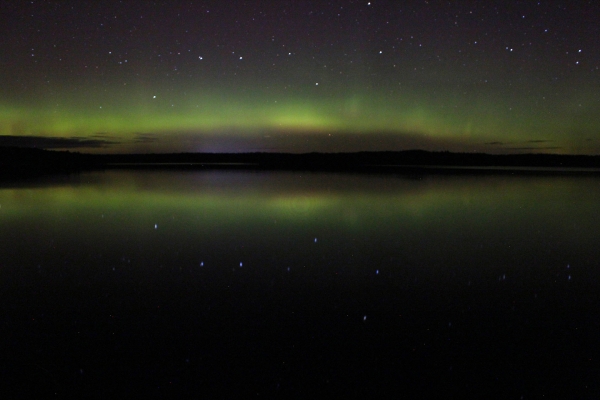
[2,1,599,155]
[1,81,598,154]
[0,90,530,137]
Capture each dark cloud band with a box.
[0,135,116,149]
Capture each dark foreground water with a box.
[1,170,600,398]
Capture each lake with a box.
[1,169,599,397]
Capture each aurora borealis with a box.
[1,1,599,154]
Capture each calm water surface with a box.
[1,170,600,397]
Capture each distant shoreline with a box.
[3,146,600,179]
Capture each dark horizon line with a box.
[3,145,600,160]
[3,146,600,180]
[9,146,600,157]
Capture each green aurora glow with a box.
[2,82,598,153]
[1,1,599,154]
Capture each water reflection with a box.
[0,170,599,397]
[1,170,599,272]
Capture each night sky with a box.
[1,1,599,154]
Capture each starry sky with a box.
[0,1,599,154]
